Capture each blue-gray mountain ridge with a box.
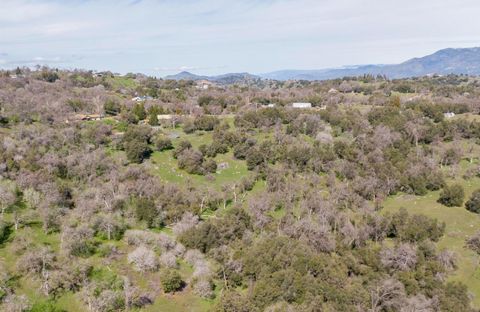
[165,47,480,82]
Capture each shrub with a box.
[172,213,199,236]
[154,136,173,151]
[128,246,158,272]
[466,232,480,254]
[160,269,184,293]
[173,140,192,159]
[62,227,96,258]
[193,278,215,299]
[41,71,59,83]
[233,139,255,160]
[104,99,121,115]
[179,208,251,252]
[194,115,219,131]
[177,149,205,175]
[123,125,151,144]
[199,142,228,158]
[125,140,151,163]
[465,189,480,213]
[246,148,264,170]
[0,221,10,244]
[438,184,465,207]
[134,197,161,228]
[183,120,196,134]
[388,208,445,242]
[440,282,471,312]
[132,103,146,120]
[123,125,152,163]
[148,112,159,126]
[123,111,139,124]
[203,159,217,174]
[160,251,178,268]
[66,99,86,112]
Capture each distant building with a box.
[261,103,276,108]
[292,102,312,109]
[131,96,153,102]
[196,80,213,90]
[157,114,173,120]
[444,112,456,118]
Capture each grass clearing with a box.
[106,76,138,90]
[383,161,480,307]
[149,126,251,191]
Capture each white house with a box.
[292,102,312,109]
[444,112,455,118]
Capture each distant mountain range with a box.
[165,47,480,82]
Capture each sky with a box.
[1,0,480,76]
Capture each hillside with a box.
[165,71,260,84]
[1,69,480,311]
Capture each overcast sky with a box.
[1,0,479,76]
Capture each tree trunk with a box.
[107,224,111,240]
[200,196,205,214]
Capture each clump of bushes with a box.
[438,184,465,207]
[104,99,122,115]
[173,140,217,175]
[154,135,173,151]
[467,231,480,254]
[160,269,184,293]
[387,208,445,242]
[183,115,220,134]
[465,189,480,213]
[134,197,163,228]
